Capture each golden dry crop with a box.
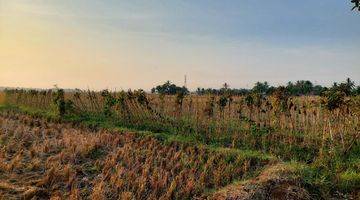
[0,112,276,199]
[1,89,359,199]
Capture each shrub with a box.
[273,86,290,112]
[323,90,346,111]
[204,96,216,118]
[101,90,117,117]
[218,96,228,111]
[53,89,66,117]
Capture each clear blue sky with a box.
[0,0,359,90]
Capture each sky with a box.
[0,0,359,90]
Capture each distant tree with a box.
[286,82,297,95]
[345,78,355,95]
[354,86,360,95]
[196,86,250,96]
[313,85,327,96]
[233,88,251,95]
[152,81,189,95]
[331,78,355,96]
[252,81,271,95]
[351,0,360,11]
[196,87,203,95]
[286,80,315,96]
[297,80,313,95]
[161,79,358,97]
[323,90,346,111]
[220,83,230,95]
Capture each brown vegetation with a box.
[0,112,272,199]
[1,89,359,199]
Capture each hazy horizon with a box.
[1,1,359,90]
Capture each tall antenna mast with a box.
[184,74,187,88]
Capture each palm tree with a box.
[352,0,360,11]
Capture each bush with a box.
[101,90,117,116]
[273,86,289,112]
[53,89,66,117]
[323,90,346,111]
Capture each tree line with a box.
[152,78,360,96]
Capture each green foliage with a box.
[101,90,117,116]
[152,81,189,95]
[286,80,314,96]
[244,94,254,107]
[354,86,360,95]
[135,89,149,106]
[331,78,355,96]
[53,89,66,117]
[252,81,273,95]
[218,96,228,111]
[351,0,360,11]
[64,100,75,114]
[194,79,360,97]
[319,78,358,111]
[323,90,346,111]
[339,170,360,191]
[196,87,250,96]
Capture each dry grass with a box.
[0,112,271,199]
[211,164,310,200]
[5,91,359,158]
[2,90,359,198]
[0,92,5,105]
